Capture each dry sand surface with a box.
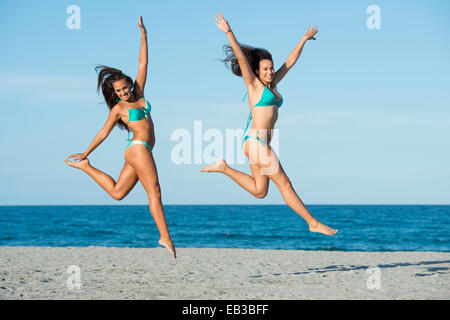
[0,246,448,299]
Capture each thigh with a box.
[266,161,290,188]
[244,138,292,190]
[115,161,139,191]
[124,145,159,191]
[244,139,282,177]
[249,163,270,189]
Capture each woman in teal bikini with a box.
[64,17,176,258]
[201,13,337,236]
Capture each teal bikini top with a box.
[118,97,152,141]
[242,86,283,138]
[253,85,283,108]
[125,98,152,123]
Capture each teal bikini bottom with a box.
[242,130,269,148]
[125,140,153,153]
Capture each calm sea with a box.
[0,205,448,251]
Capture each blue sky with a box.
[1,0,449,205]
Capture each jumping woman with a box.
[201,13,337,237]
[64,17,176,258]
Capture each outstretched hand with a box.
[138,16,147,34]
[214,12,231,33]
[304,25,318,40]
[66,153,86,162]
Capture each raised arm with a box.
[272,25,318,86]
[67,106,121,161]
[134,16,148,98]
[215,13,258,90]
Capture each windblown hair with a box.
[95,65,134,131]
[221,43,273,77]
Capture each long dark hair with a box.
[221,43,273,77]
[95,65,134,131]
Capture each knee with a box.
[111,191,126,201]
[254,188,268,199]
[110,187,130,201]
[147,183,161,200]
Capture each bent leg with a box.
[200,138,275,198]
[124,145,176,258]
[200,158,269,199]
[201,159,269,198]
[64,159,138,200]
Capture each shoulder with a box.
[110,102,125,119]
[111,101,122,111]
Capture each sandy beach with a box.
[0,246,448,300]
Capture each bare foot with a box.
[309,220,338,236]
[200,159,227,173]
[159,237,176,259]
[64,158,90,170]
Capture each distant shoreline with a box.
[0,245,449,253]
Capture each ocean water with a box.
[0,205,449,251]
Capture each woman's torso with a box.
[247,84,282,143]
[118,97,155,148]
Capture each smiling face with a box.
[256,59,275,85]
[112,78,133,101]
